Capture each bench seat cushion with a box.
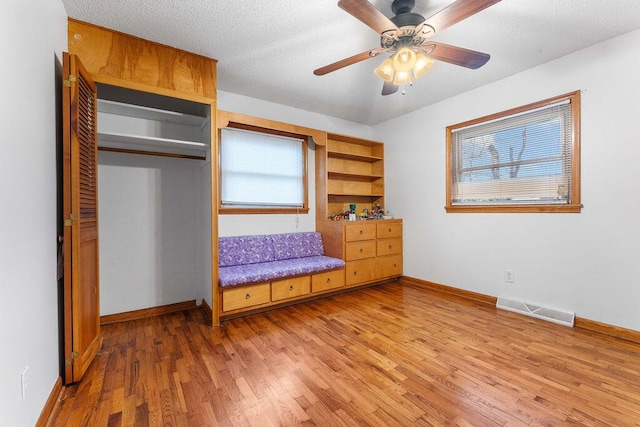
[218,234,275,267]
[219,256,345,287]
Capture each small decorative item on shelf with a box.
[328,210,351,221]
[367,204,385,220]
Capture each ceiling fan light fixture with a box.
[393,70,412,85]
[392,47,417,72]
[413,53,434,78]
[374,58,395,82]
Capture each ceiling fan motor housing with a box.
[391,0,416,15]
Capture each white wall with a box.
[0,1,67,425]
[98,152,207,315]
[374,29,640,331]
[217,91,372,236]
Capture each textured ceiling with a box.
[61,0,640,125]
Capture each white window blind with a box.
[220,127,304,208]
[451,100,573,206]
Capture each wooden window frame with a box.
[216,111,327,215]
[445,91,582,213]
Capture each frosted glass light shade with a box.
[392,47,417,72]
[414,53,434,78]
[374,58,395,82]
[393,70,412,85]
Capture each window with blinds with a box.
[220,127,307,212]
[446,91,581,213]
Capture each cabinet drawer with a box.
[345,258,376,286]
[271,276,311,302]
[345,240,376,261]
[345,223,377,241]
[376,255,403,279]
[312,269,345,293]
[377,238,402,256]
[223,283,270,312]
[376,222,402,239]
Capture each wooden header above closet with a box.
[68,19,217,101]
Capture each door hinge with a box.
[64,213,77,227]
[65,351,79,366]
[63,75,77,87]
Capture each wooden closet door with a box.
[62,52,101,383]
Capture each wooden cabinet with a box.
[272,276,311,302]
[316,133,385,220]
[312,270,345,293]
[318,219,403,287]
[221,268,345,318]
[222,283,270,312]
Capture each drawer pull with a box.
[353,271,357,276]
[388,244,392,249]
[388,228,391,232]
[359,248,363,253]
[326,278,331,283]
[359,230,363,235]
[393,263,397,267]
[245,293,251,299]
[289,285,294,291]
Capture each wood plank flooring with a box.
[48,281,640,426]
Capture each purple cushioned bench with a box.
[218,232,345,288]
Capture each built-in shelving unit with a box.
[316,133,385,219]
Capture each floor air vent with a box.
[496,296,575,327]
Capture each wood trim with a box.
[575,317,640,345]
[36,376,63,427]
[445,90,582,214]
[98,146,206,161]
[100,300,197,325]
[199,298,213,321]
[401,276,497,306]
[402,275,640,344]
[217,110,326,146]
[445,204,582,214]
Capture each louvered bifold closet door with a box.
[62,53,101,384]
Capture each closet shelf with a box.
[97,99,206,127]
[98,131,207,149]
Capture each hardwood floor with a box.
[48,281,640,426]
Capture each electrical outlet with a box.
[21,366,29,402]
[505,270,515,283]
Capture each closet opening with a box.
[96,83,213,324]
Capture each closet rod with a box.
[98,146,206,161]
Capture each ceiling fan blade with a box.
[381,81,398,96]
[422,42,490,69]
[338,0,399,35]
[314,48,383,76]
[424,0,501,34]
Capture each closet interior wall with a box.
[96,84,212,316]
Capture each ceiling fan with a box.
[314,0,502,95]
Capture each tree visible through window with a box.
[446,91,581,213]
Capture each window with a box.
[219,127,308,213]
[446,91,581,213]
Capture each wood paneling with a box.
[47,283,640,425]
[68,19,217,101]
